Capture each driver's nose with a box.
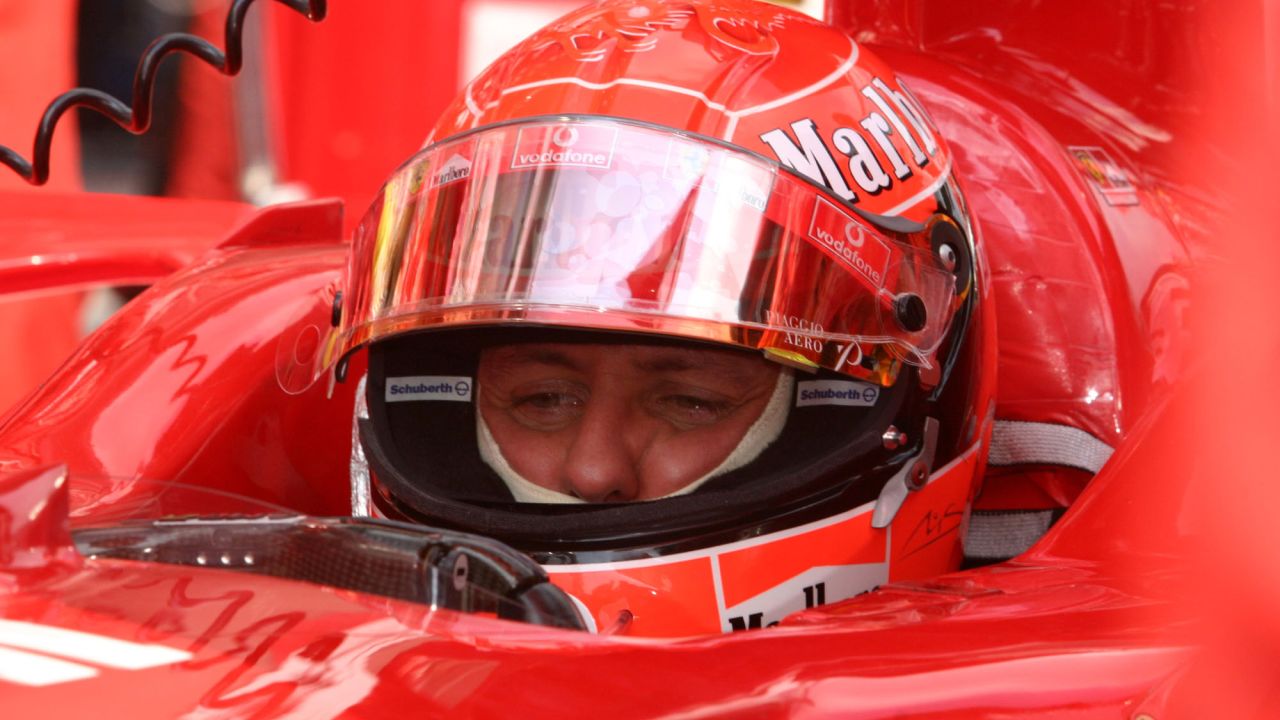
[560,395,641,502]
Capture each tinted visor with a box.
[325,118,959,386]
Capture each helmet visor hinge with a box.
[871,417,939,529]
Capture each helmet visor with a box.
[325,118,959,386]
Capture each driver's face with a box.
[477,342,780,502]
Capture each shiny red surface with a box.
[0,0,1254,715]
[0,466,79,585]
[0,191,253,297]
[862,22,1198,428]
[839,4,1205,511]
[0,191,254,422]
[0,198,353,515]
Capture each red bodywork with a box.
[1,1,1270,716]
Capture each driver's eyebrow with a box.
[632,348,761,383]
[492,346,581,372]
[633,354,700,373]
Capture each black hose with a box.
[0,0,327,186]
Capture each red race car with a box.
[1,0,1273,716]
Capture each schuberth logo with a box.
[512,124,618,170]
[385,376,473,403]
[796,379,880,407]
[760,76,940,207]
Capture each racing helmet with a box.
[328,0,996,637]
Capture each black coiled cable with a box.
[0,0,327,186]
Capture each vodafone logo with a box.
[807,196,892,289]
[512,124,618,170]
[552,126,578,148]
[844,220,865,248]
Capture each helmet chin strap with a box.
[477,370,796,504]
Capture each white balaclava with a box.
[476,369,795,503]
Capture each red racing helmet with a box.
[326,0,996,637]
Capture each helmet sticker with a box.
[385,376,474,403]
[1068,145,1139,206]
[796,379,880,407]
[808,195,893,289]
[723,561,887,630]
[512,123,619,170]
[759,76,943,209]
[871,77,938,156]
[431,154,472,188]
[763,311,826,354]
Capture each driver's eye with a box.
[522,392,579,410]
[655,394,731,426]
[511,389,586,430]
[669,395,713,412]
